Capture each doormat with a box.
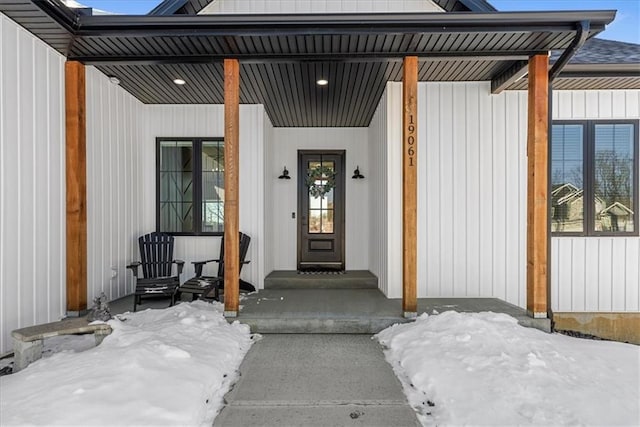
[297,270,345,275]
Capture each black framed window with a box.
[551,120,639,236]
[156,138,224,235]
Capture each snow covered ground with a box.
[2,304,638,426]
[0,301,254,426]
[376,311,640,426]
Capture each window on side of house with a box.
[551,120,638,236]
[157,138,224,235]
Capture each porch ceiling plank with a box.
[65,60,88,315]
[238,64,263,105]
[526,54,549,319]
[353,62,381,126]
[326,62,339,126]
[223,58,240,317]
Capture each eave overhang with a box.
[0,2,620,126]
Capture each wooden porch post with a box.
[224,58,240,317]
[403,56,418,318]
[65,60,87,315]
[526,54,549,318]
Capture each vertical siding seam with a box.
[45,51,51,321]
[0,15,4,352]
[570,239,574,312]
[503,96,508,300]
[464,85,468,296]
[490,95,494,297]
[16,25,22,327]
[583,239,587,310]
[477,85,482,297]
[31,38,37,323]
[610,238,614,312]
[59,56,65,317]
[100,80,106,300]
[622,239,629,311]
[116,87,122,299]
[437,84,442,295]
[596,239,600,310]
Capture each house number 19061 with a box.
[406,114,415,166]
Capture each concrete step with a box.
[237,316,409,334]
[264,270,378,289]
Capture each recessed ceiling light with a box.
[108,76,120,85]
[173,78,186,85]
[316,79,329,86]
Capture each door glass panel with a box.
[322,210,334,233]
[307,160,336,234]
[309,209,322,233]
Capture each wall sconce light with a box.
[352,166,365,179]
[278,166,291,179]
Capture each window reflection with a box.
[551,125,584,232]
[594,124,634,232]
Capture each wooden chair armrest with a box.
[126,262,141,277]
[192,259,221,277]
[173,260,185,275]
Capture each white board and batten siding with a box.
[266,127,370,271]
[200,0,444,14]
[551,90,640,313]
[379,83,640,313]
[262,111,276,275]
[144,104,266,289]
[380,82,529,306]
[0,13,66,354]
[85,67,148,305]
[368,90,389,294]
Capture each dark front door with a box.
[298,150,345,271]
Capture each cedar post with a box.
[224,58,240,317]
[65,61,87,315]
[526,54,549,318]
[403,56,418,318]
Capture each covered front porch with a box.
[0,2,621,354]
[111,275,551,334]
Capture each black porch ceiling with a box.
[0,2,620,127]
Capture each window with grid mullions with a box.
[156,138,225,235]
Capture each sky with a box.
[79,0,639,44]
[1,303,638,425]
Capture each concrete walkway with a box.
[214,334,420,427]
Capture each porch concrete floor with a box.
[108,290,551,334]
[236,289,551,334]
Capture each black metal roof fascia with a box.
[559,63,640,78]
[148,0,188,16]
[70,52,534,65]
[32,0,79,33]
[72,11,614,37]
[549,20,591,81]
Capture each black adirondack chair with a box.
[178,232,254,301]
[127,232,184,311]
